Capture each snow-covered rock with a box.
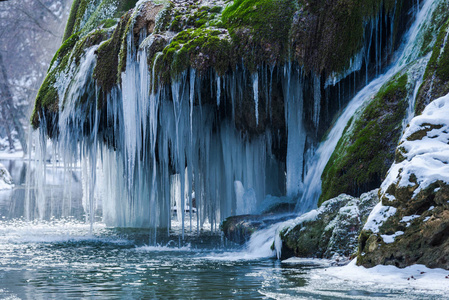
[279,190,378,260]
[358,92,449,270]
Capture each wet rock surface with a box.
[221,212,295,245]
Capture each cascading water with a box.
[297,0,440,214]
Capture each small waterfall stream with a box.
[248,0,440,256]
[297,0,438,213]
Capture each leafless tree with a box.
[0,0,71,153]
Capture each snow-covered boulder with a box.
[279,190,378,260]
[358,93,449,270]
[0,163,14,190]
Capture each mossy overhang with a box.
[157,0,405,80]
[32,0,408,131]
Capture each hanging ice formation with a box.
[30,0,411,233]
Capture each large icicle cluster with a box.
[30,0,411,233]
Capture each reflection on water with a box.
[0,158,84,221]
[1,158,448,299]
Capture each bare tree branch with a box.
[35,0,60,21]
[16,7,58,36]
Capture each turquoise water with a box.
[1,159,447,299]
[0,220,447,300]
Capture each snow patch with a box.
[381,231,404,244]
[317,259,449,293]
[401,214,420,227]
[363,203,396,233]
[381,92,449,199]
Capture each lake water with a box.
[1,158,447,299]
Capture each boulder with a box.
[279,190,378,260]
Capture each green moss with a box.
[416,17,449,115]
[320,73,409,205]
[31,72,59,130]
[210,6,223,14]
[170,15,184,31]
[436,38,449,80]
[93,12,132,108]
[32,33,81,128]
[222,0,295,70]
[49,33,80,69]
[63,0,82,41]
[72,0,90,36]
[101,18,118,28]
[64,0,139,40]
[419,0,449,56]
[73,29,109,65]
[156,28,232,82]
[119,0,139,12]
[423,20,449,81]
[31,27,110,130]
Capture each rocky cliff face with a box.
[29,0,413,229]
[277,0,449,269]
[320,0,449,204]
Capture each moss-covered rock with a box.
[31,28,111,132]
[279,190,378,260]
[221,214,264,245]
[320,72,410,205]
[31,33,81,132]
[291,0,399,74]
[222,0,295,71]
[417,0,449,57]
[358,185,449,269]
[34,0,409,133]
[93,11,132,108]
[63,0,141,41]
[155,27,232,82]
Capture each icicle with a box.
[216,75,221,106]
[313,74,321,130]
[252,72,259,125]
[283,64,306,198]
